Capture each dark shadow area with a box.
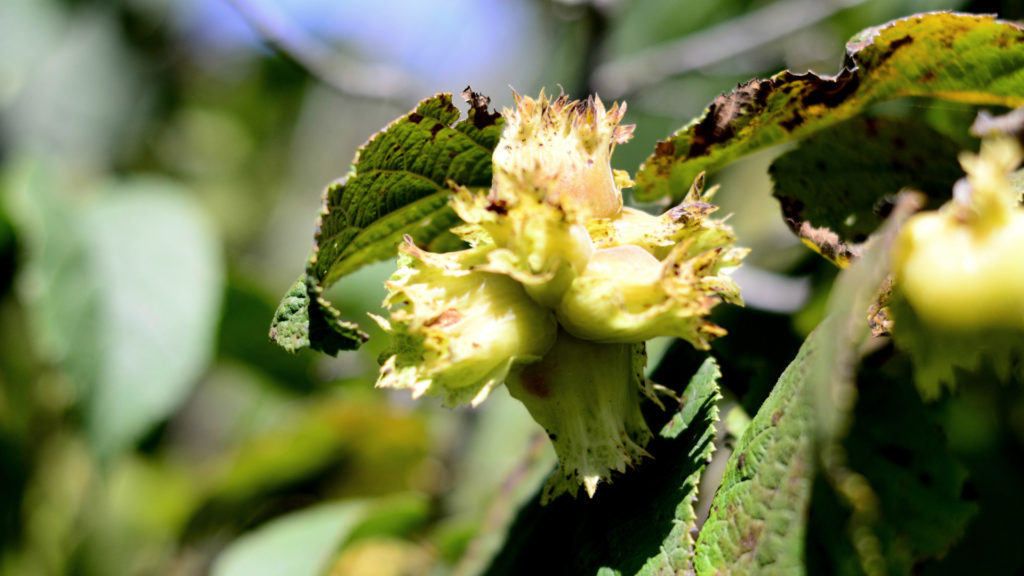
[484,390,718,575]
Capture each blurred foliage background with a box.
[1,0,1022,575]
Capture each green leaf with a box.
[692,188,926,575]
[4,166,224,458]
[800,194,928,575]
[311,91,501,284]
[650,307,806,420]
[770,117,962,266]
[483,358,722,576]
[637,357,723,575]
[268,273,369,355]
[210,494,430,576]
[81,180,224,458]
[272,90,503,354]
[0,3,142,171]
[693,334,817,576]
[635,12,1024,202]
[217,276,320,393]
[3,162,103,392]
[201,398,429,512]
[445,387,558,575]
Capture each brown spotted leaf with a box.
[635,12,1024,202]
[270,90,503,354]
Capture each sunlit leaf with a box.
[635,12,1024,202]
[271,89,502,354]
[637,357,723,575]
[693,335,816,575]
[268,273,369,355]
[217,276,319,393]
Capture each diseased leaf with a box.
[483,358,722,576]
[635,12,1024,202]
[770,117,962,266]
[693,334,816,576]
[272,89,502,354]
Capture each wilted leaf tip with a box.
[461,86,501,130]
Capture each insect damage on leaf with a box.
[685,77,776,159]
[462,86,502,129]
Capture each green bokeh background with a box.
[1,1,1021,574]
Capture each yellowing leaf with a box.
[636,13,1024,202]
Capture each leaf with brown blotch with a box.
[635,12,1024,202]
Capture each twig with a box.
[591,0,868,99]
[220,0,421,104]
